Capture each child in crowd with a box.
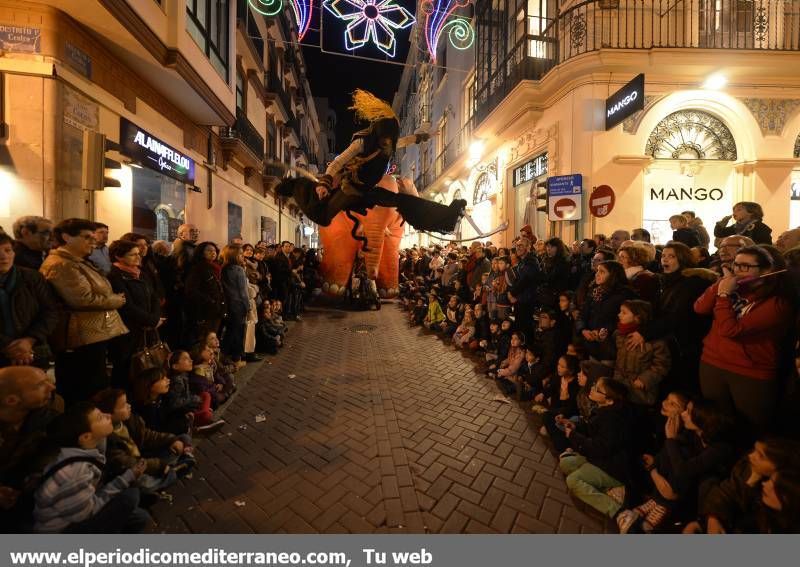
[613,300,671,407]
[131,368,179,435]
[617,399,734,533]
[482,319,502,362]
[440,295,462,335]
[536,355,581,420]
[256,302,284,355]
[487,319,513,373]
[189,343,228,408]
[486,258,500,319]
[493,331,526,388]
[452,306,476,349]
[167,350,225,433]
[204,332,237,398]
[469,303,491,350]
[411,296,428,327]
[493,256,511,320]
[684,438,800,534]
[424,292,445,330]
[558,378,633,520]
[94,388,196,496]
[33,402,150,533]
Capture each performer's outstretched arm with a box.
[319,138,364,189]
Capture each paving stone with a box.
[149,305,602,534]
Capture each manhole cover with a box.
[349,324,378,334]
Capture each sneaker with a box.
[558,448,575,459]
[616,509,640,534]
[194,419,226,434]
[530,404,548,414]
[539,425,548,436]
[606,486,626,506]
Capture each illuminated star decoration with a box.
[248,0,283,17]
[323,0,416,58]
[422,0,475,62]
[290,0,312,40]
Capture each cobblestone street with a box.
[150,304,606,533]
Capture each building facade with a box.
[398,0,800,248]
[0,0,325,246]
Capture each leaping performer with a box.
[275,90,468,249]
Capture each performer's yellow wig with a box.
[349,89,397,123]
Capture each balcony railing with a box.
[220,109,264,158]
[475,0,800,125]
[266,73,296,122]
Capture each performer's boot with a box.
[275,177,359,227]
[395,194,467,233]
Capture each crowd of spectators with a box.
[399,203,800,533]
[0,216,317,533]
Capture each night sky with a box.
[301,4,412,151]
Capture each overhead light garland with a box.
[422,0,475,62]
[291,0,313,40]
[248,0,283,16]
[323,0,416,58]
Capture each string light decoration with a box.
[422,0,475,62]
[322,0,416,58]
[248,0,283,16]
[291,0,313,40]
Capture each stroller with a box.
[345,251,381,310]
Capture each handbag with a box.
[131,328,171,376]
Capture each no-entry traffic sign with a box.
[553,198,579,219]
[590,185,616,217]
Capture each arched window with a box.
[645,110,737,160]
[473,172,492,204]
[794,133,800,158]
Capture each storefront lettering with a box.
[649,187,724,201]
[607,91,638,119]
[133,131,191,172]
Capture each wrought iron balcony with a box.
[265,73,296,122]
[474,0,800,126]
[220,109,264,162]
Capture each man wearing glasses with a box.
[710,235,754,276]
[11,216,53,271]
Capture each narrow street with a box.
[150,304,606,534]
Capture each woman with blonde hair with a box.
[220,245,249,364]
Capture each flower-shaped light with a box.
[422,0,474,62]
[323,0,416,58]
[248,0,283,17]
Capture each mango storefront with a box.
[591,90,800,244]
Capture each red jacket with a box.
[693,282,791,380]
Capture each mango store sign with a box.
[605,74,644,130]
[643,167,732,244]
[119,118,195,184]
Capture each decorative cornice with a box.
[509,124,558,166]
[740,98,800,136]
[100,0,235,126]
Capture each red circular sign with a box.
[590,185,615,217]
[553,198,578,219]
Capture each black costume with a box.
[276,91,466,248]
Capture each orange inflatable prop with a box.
[319,175,415,298]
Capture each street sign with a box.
[548,174,582,221]
[590,185,616,217]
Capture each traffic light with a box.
[535,180,548,213]
[82,131,122,191]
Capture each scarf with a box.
[113,261,141,279]
[0,267,17,337]
[590,284,607,303]
[207,260,222,280]
[733,219,758,236]
[728,292,756,320]
[616,321,640,335]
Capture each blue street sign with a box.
[548,174,582,196]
